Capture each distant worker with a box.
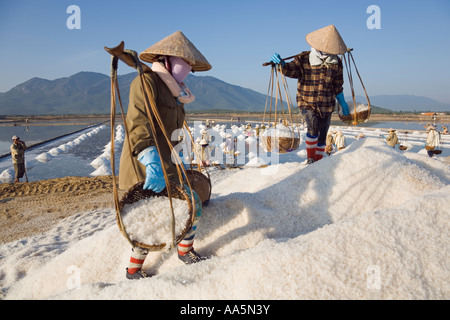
[270,25,350,164]
[386,129,399,148]
[10,135,27,183]
[325,130,335,156]
[334,131,346,150]
[425,125,440,157]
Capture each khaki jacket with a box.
[10,142,26,163]
[119,71,185,190]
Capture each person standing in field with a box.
[386,129,399,148]
[10,135,27,183]
[118,31,212,279]
[270,25,351,164]
[425,125,440,157]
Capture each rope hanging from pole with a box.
[339,49,371,125]
[261,61,300,153]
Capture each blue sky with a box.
[1,0,450,105]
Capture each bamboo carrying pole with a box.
[263,49,371,125]
[262,53,304,67]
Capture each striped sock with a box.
[315,143,326,161]
[178,225,197,256]
[306,133,318,160]
[178,187,202,256]
[127,248,147,274]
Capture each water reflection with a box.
[0,124,95,155]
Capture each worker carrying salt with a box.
[425,125,440,157]
[386,128,399,148]
[270,25,351,164]
[118,31,212,279]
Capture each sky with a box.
[0,0,449,105]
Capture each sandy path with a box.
[0,176,122,244]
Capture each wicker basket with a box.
[262,136,300,153]
[184,169,211,205]
[339,109,370,124]
[433,149,442,155]
[425,145,435,151]
[399,145,407,151]
[118,181,193,251]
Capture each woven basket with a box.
[399,145,407,151]
[118,181,193,251]
[433,149,442,155]
[425,145,435,151]
[184,169,211,205]
[262,136,300,153]
[339,109,370,124]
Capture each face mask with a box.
[169,56,192,84]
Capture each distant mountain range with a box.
[356,95,450,112]
[0,71,448,115]
[0,72,268,115]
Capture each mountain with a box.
[1,72,449,115]
[355,95,450,112]
[0,72,268,115]
[184,75,268,112]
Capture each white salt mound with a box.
[262,124,298,138]
[36,152,52,163]
[349,103,369,113]
[122,196,190,247]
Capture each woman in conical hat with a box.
[119,31,211,279]
[269,25,351,164]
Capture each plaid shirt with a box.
[282,51,344,114]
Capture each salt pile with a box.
[0,130,449,300]
[90,125,123,177]
[261,124,300,153]
[349,103,369,113]
[261,124,298,138]
[122,196,190,247]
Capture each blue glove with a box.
[336,92,350,116]
[138,146,166,193]
[270,53,285,66]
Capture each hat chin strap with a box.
[152,61,195,104]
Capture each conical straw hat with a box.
[139,31,212,72]
[305,25,347,55]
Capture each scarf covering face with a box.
[310,47,339,66]
[170,56,192,84]
[151,60,195,104]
